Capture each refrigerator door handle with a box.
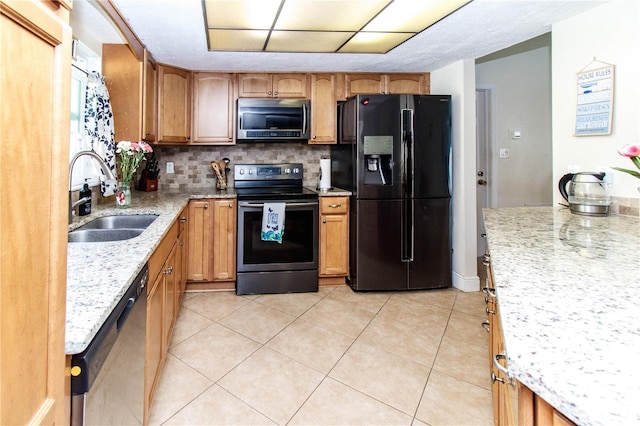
[402,198,414,262]
[401,108,415,198]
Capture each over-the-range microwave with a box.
[236,98,310,141]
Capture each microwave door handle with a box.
[302,103,308,134]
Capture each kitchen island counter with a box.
[482,206,640,426]
[65,188,235,354]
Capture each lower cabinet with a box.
[145,213,187,422]
[187,198,237,289]
[319,196,349,285]
[485,255,576,426]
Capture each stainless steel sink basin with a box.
[68,228,145,243]
[74,214,158,230]
[68,214,158,243]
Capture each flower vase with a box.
[116,181,132,208]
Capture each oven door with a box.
[237,199,318,273]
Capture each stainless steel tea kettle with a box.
[558,172,610,216]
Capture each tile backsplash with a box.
[152,143,331,190]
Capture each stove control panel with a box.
[234,163,304,181]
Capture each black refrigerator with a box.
[331,94,452,291]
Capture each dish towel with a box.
[261,203,285,243]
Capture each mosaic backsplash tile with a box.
[152,143,332,190]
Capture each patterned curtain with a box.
[84,71,117,196]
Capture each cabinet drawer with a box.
[320,197,349,214]
[149,221,178,283]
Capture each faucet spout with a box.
[68,150,117,223]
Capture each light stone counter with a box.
[482,206,640,426]
[315,187,352,197]
[66,188,236,354]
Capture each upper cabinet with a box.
[309,74,338,144]
[192,72,235,144]
[142,50,157,142]
[157,64,191,143]
[237,73,308,98]
[344,73,430,97]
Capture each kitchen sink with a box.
[74,214,158,230]
[68,214,158,243]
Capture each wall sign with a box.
[574,59,614,136]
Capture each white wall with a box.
[476,41,553,208]
[431,59,480,292]
[552,1,640,201]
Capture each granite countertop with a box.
[66,188,236,354]
[482,206,640,426]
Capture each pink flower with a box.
[617,143,640,158]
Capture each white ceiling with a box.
[81,0,607,72]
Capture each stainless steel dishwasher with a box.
[71,265,148,425]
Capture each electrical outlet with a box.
[166,161,174,174]
[499,148,510,158]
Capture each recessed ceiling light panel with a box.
[267,30,355,52]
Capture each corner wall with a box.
[431,59,480,292]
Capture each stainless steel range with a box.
[234,163,319,295]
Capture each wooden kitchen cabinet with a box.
[187,198,237,289]
[212,199,237,281]
[176,206,188,305]
[146,216,185,422]
[142,49,157,142]
[319,196,349,284]
[157,64,191,143]
[102,45,157,142]
[187,199,212,281]
[192,72,235,144]
[1,1,71,424]
[309,73,338,144]
[237,73,309,98]
[344,73,430,97]
[485,257,574,426]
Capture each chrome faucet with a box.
[69,150,117,223]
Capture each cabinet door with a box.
[212,199,237,281]
[163,244,177,350]
[145,274,163,416]
[192,73,235,144]
[345,73,385,96]
[310,74,337,144]
[102,44,143,142]
[237,73,272,98]
[176,209,188,303]
[187,200,212,281]
[142,49,157,142]
[157,64,191,143]
[319,197,349,276]
[386,73,430,94]
[272,73,308,98]
[1,2,70,424]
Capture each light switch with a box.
[499,148,510,158]
[166,161,174,174]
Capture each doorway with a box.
[475,86,495,257]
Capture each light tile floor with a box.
[149,286,493,426]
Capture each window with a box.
[69,39,100,190]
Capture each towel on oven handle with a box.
[261,202,285,243]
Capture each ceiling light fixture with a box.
[203,0,472,54]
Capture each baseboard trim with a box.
[452,272,480,292]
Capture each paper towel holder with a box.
[318,157,332,192]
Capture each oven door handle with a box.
[238,201,318,208]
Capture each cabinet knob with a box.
[268,91,273,95]
[164,266,174,275]
[322,219,327,223]
[481,320,490,333]
[204,204,208,209]
[180,217,187,223]
[229,203,233,208]
[328,203,342,208]
[273,91,278,96]
[486,307,495,315]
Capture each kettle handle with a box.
[558,173,574,202]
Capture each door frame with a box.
[476,84,496,256]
